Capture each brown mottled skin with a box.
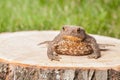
[39,25,101,61]
[54,35,93,56]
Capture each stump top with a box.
[0,31,120,70]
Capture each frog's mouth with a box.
[62,35,82,42]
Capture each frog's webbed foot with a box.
[50,53,61,61]
[88,53,101,59]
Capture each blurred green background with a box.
[0,0,120,38]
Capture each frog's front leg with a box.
[47,43,61,61]
[87,37,101,59]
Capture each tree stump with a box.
[0,31,119,80]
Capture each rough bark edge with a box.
[0,62,119,80]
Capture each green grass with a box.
[0,0,120,38]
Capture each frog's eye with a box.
[62,26,68,31]
[62,27,65,31]
[77,28,81,33]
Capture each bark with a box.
[0,62,119,80]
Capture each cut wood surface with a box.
[0,31,120,80]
